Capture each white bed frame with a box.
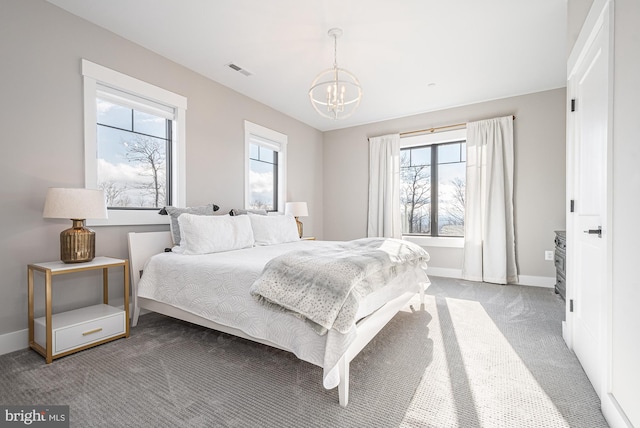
[127,231,426,406]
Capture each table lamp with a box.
[285,202,308,238]
[43,188,108,263]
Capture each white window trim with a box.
[82,59,187,226]
[400,128,467,247]
[244,121,287,213]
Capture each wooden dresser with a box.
[554,231,566,300]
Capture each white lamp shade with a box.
[285,202,308,217]
[43,188,108,220]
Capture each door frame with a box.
[565,0,620,422]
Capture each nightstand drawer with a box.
[554,251,565,272]
[556,271,566,300]
[34,304,126,355]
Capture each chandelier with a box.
[309,28,362,120]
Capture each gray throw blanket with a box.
[250,238,429,335]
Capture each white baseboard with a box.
[602,392,634,428]
[515,275,556,288]
[427,268,555,288]
[0,328,29,356]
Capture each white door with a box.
[567,11,611,397]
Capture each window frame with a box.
[82,59,187,226]
[244,121,287,213]
[95,97,173,209]
[400,128,466,248]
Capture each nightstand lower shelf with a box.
[34,304,126,357]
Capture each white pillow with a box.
[249,214,300,246]
[177,213,255,255]
[164,204,216,245]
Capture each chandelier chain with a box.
[333,33,338,69]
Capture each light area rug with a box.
[0,276,608,427]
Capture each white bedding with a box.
[251,238,430,335]
[137,240,429,389]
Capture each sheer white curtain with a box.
[367,134,401,238]
[462,116,518,284]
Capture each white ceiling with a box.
[47,0,567,132]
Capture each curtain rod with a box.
[399,115,515,137]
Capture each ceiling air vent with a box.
[226,63,253,77]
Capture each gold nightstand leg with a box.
[45,270,53,364]
[103,267,109,305]
[28,267,34,345]
[124,260,130,337]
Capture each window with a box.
[248,143,278,210]
[400,129,466,237]
[96,97,171,209]
[244,121,287,212]
[82,60,187,226]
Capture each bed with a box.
[127,213,430,406]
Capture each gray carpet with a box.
[0,277,608,427]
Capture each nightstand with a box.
[554,231,566,300]
[27,256,130,363]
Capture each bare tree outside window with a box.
[400,151,431,233]
[125,136,166,208]
[438,176,465,236]
[95,98,171,209]
[99,181,128,207]
[400,140,466,237]
[444,176,465,224]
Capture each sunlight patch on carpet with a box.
[401,294,571,428]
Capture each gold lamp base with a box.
[60,219,95,263]
[295,217,303,238]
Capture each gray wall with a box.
[0,0,568,340]
[323,88,567,280]
[0,0,323,335]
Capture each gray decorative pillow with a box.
[229,208,268,216]
[165,204,215,245]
